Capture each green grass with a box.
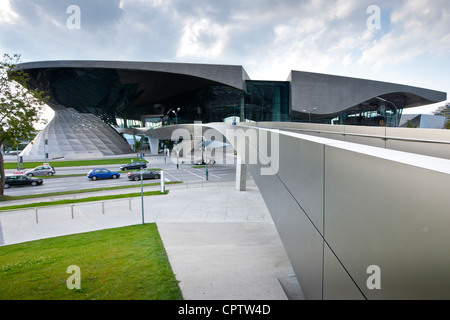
[5,158,148,170]
[0,180,182,203]
[0,224,183,300]
[0,190,169,211]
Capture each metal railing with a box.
[0,178,257,224]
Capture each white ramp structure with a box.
[21,108,132,160]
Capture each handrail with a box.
[268,127,450,145]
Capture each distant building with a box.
[434,103,450,120]
[399,114,447,129]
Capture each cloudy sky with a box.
[1,0,449,119]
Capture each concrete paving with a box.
[0,179,302,300]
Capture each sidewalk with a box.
[0,184,303,300]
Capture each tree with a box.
[0,54,48,196]
[406,120,417,128]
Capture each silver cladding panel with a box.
[218,123,450,300]
[325,146,450,299]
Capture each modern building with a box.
[17,60,446,159]
[399,114,447,129]
[435,103,450,121]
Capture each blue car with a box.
[87,169,120,181]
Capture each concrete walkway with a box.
[0,184,302,300]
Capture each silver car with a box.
[25,165,56,176]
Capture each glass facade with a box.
[244,81,294,122]
[145,80,298,127]
[329,101,403,127]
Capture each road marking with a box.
[194,168,221,179]
[163,171,180,182]
[183,169,206,180]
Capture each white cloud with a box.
[176,18,228,59]
[358,0,450,67]
[0,0,18,24]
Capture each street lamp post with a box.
[172,108,180,126]
[303,107,318,123]
[375,97,398,126]
[140,168,144,225]
[195,135,209,181]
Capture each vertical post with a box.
[141,168,144,225]
[236,154,247,191]
[35,207,38,224]
[129,198,132,211]
[102,202,105,215]
[71,205,74,219]
[160,170,165,194]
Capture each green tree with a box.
[406,120,417,128]
[0,54,48,196]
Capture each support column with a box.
[240,95,245,122]
[149,137,159,155]
[236,154,247,191]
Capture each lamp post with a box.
[172,108,180,126]
[140,167,144,225]
[375,97,398,126]
[303,107,318,123]
[194,135,209,181]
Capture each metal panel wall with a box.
[223,123,450,300]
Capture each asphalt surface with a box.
[3,156,241,197]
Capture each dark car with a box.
[127,170,161,181]
[4,175,44,189]
[87,169,120,181]
[120,161,147,171]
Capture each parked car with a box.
[4,175,44,189]
[193,157,216,165]
[25,165,56,176]
[120,161,147,171]
[87,169,120,181]
[127,170,161,181]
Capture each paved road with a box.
[3,156,242,197]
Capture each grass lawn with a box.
[0,224,183,300]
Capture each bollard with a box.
[129,198,132,211]
[160,170,165,194]
[102,202,105,215]
[71,204,74,219]
[35,207,38,224]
